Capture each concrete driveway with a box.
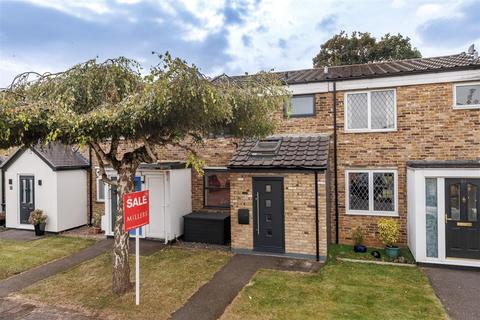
[422,266,480,320]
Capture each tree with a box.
[0,54,288,294]
[312,31,422,67]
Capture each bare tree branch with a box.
[141,137,158,162]
[90,141,116,185]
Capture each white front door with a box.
[146,175,166,238]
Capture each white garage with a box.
[100,162,192,242]
[1,143,90,232]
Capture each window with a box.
[453,82,480,109]
[96,178,105,202]
[345,89,396,132]
[286,95,315,117]
[346,169,397,216]
[425,178,438,258]
[204,170,230,208]
[251,139,281,157]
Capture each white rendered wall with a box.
[56,170,88,231]
[4,150,58,231]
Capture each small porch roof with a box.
[406,160,480,169]
[228,134,329,170]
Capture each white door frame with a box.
[408,167,480,267]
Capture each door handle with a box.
[445,214,453,222]
[256,192,260,235]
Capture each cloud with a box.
[315,14,337,33]
[242,34,252,47]
[416,1,480,47]
[277,38,287,49]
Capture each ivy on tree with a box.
[0,54,289,295]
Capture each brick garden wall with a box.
[230,171,328,258]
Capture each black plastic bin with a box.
[183,211,231,245]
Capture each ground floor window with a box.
[425,178,438,258]
[204,169,230,208]
[346,169,397,215]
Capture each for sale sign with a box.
[124,190,149,232]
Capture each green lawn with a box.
[222,250,446,320]
[330,244,415,264]
[21,247,231,319]
[0,236,96,280]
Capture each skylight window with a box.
[251,139,281,156]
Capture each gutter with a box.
[333,81,339,244]
[314,171,319,261]
[88,146,93,226]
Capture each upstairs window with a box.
[345,89,396,132]
[454,82,480,109]
[204,170,230,208]
[286,95,315,117]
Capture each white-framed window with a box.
[344,89,396,132]
[345,169,398,216]
[285,94,315,117]
[96,178,105,202]
[453,82,480,109]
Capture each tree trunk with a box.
[112,164,137,295]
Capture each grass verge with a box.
[0,236,96,280]
[21,247,230,319]
[222,249,445,319]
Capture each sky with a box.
[0,0,479,87]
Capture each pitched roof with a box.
[1,142,90,171]
[228,134,329,170]
[227,52,480,85]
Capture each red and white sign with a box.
[124,190,149,232]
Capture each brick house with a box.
[89,51,480,267]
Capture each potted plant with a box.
[377,218,400,258]
[91,214,102,234]
[352,226,367,253]
[28,209,47,236]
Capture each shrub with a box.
[28,209,47,225]
[377,218,400,247]
[352,226,364,246]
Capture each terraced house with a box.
[6,51,477,267]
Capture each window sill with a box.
[285,114,316,118]
[346,210,398,217]
[452,105,480,110]
[344,128,397,134]
[95,200,105,203]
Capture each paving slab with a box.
[0,229,47,241]
[423,266,480,320]
[0,239,112,298]
[169,254,321,320]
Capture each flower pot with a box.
[353,245,367,253]
[385,246,400,258]
[34,223,46,236]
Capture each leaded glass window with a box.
[346,170,397,215]
[345,90,396,131]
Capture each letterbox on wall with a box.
[238,209,249,224]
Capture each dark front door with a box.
[445,178,480,259]
[19,176,35,224]
[253,178,284,253]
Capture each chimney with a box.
[323,66,328,74]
